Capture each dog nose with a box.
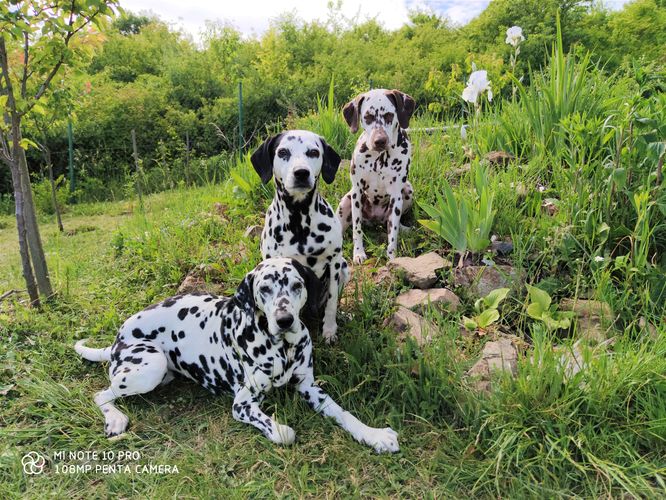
[374,137,387,149]
[294,169,310,182]
[276,313,294,330]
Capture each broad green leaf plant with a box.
[462,287,510,334]
[525,285,574,331]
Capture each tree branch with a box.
[30,8,103,107]
[20,31,29,99]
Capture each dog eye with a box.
[259,286,272,295]
[305,149,320,158]
[383,112,394,123]
[277,148,290,160]
[292,282,303,292]
[364,113,375,125]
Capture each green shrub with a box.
[31,175,69,216]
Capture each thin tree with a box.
[0,1,119,305]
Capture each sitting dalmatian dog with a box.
[251,130,349,343]
[337,89,416,264]
[74,258,399,453]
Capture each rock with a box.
[371,266,396,286]
[559,299,613,343]
[244,225,263,239]
[396,288,460,314]
[386,306,437,346]
[453,265,522,298]
[388,252,451,289]
[177,274,208,295]
[449,164,471,177]
[555,344,587,382]
[542,198,559,216]
[467,337,519,392]
[639,317,658,341]
[490,238,513,256]
[213,203,230,221]
[484,151,514,166]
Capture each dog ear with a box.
[250,133,283,184]
[319,137,342,184]
[342,95,365,133]
[386,90,416,129]
[234,272,255,313]
[291,259,324,320]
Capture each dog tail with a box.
[74,339,112,362]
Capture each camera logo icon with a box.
[22,452,46,475]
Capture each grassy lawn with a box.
[1,111,665,497]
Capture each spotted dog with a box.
[74,258,398,452]
[337,89,416,264]
[251,130,349,344]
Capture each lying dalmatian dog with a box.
[251,130,349,343]
[337,89,416,264]
[74,258,398,453]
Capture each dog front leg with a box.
[350,180,366,264]
[386,191,404,260]
[322,257,346,343]
[296,374,399,453]
[232,386,295,445]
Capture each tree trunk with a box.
[1,37,52,301]
[43,146,64,232]
[7,159,40,306]
[16,141,53,298]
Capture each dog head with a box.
[236,258,323,339]
[251,130,341,200]
[343,89,415,152]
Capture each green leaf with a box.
[32,103,47,116]
[527,285,551,311]
[542,312,572,331]
[462,316,477,331]
[19,138,38,150]
[483,288,510,310]
[476,309,500,328]
[526,302,544,320]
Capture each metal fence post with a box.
[67,119,75,200]
[238,81,243,158]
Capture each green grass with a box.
[1,103,666,497]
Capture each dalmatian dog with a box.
[251,130,349,344]
[74,258,399,453]
[337,89,416,264]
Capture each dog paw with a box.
[104,413,129,438]
[364,427,400,454]
[322,326,338,344]
[271,423,296,445]
[353,251,367,265]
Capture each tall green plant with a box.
[510,14,602,157]
[419,165,495,259]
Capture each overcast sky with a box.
[119,0,632,41]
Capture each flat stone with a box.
[244,225,263,239]
[388,252,451,289]
[467,337,519,392]
[484,151,514,166]
[386,306,437,346]
[453,265,522,298]
[396,288,460,314]
[559,299,613,343]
